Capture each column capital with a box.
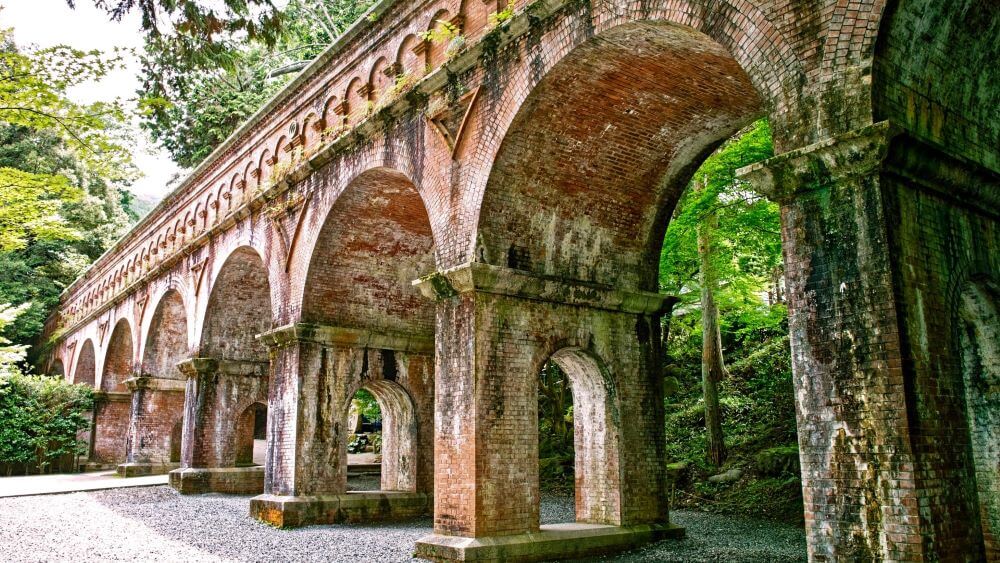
[412,262,676,315]
[124,374,186,392]
[258,322,433,354]
[737,120,901,203]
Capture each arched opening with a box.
[74,340,96,386]
[142,290,188,378]
[93,319,133,464]
[469,19,798,539]
[50,359,65,378]
[300,167,435,332]
[345,381,419,492]
[101,319,133,392]
[192,246,273,471]
[958,281,1000,556]
[236,402,268,467]
[537,349,621,525]
[201,247,272,362]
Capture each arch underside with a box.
[302,168,435,335]
[201,247,273,361]
[142,290,188,379]
[477,21,763,291]
[74,340,96,387]
[102,320,133,392]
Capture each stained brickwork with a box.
[38,0,997,560]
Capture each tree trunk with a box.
[697,177,728,467]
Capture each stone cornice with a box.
[93,391,131,402]
[124,376,187,392]
[413,263,676,315]
[259,323,434,354]
[737,121,901,203]
[177,358,269,378]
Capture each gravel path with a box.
[0,480,805,562]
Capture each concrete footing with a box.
[168,466,264,495]
[250,491,431,528]
[117,462,179,477]
[413,522,684,562]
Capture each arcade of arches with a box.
[40,0,998,561]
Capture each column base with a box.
[168,466,264,495]
[250,491,431,528]
[414,522,684,562]
[117,462,180,477]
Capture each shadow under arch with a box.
[74,339,96,386]
[300,166,435,334]
[474,20,765,292]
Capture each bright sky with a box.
[1,0,182,202]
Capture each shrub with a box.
[0,373,93,475]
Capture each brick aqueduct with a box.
[38,0,998,560]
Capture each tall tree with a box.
[696,174,728,466]
[659,120,777,466]
[138,0,375,167]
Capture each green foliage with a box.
[419,20,460,45]
[0,372,94,474]
[0,30,137,351]
[0,303,29,377]
[138,0,375,168]
[353,388,381,423]
[660,119,802,522]
[538,361,574,492]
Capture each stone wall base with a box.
[168,466,264,495]
[414,522,684,562]
[250,491,431,528]
[117,462,179,477]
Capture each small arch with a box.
[345,77,366,126]
[50,358,65,379]
[322,95,342,136]
[236,401,268,466]
[274,135,288,166]
[344,380,419,492]
[369,56,391,105]
[459,0,496,41]
[396,33,424,79]
[425,9,454,70]
[302,111,321,150]
[258,150,273,187]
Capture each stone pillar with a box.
[117,375,186,477]
[168,357,269,494]
[413,263,683,562]
[250,323,434,527]
[89,390,131,466]
[738,121,992,560]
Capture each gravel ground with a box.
[0,479,805,562]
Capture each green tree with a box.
[660,119,778,466]
[138,0,375,167]
[0,30,136,348]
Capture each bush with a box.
[0,373,93,475]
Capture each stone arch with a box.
[322,95,341,135]
[545,347,622,524]
[873,0,998,171]
[459,0,495,41]
[302,111,321,150]
[74,339,96,386]
[474,20,765,292]
[235,401,268,466]
[101,318,133,392]
[299,167,435,334]
[958,278,1000,557]
[274,135,288,166]
[200,246,274,361]
[141,289,189,379]
[346,379,419,492]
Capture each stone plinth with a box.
[250,491,431,528]
[168,466,264,495]
[414,522,684,562]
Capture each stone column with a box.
[738,120,968,560]
[413,263,682,562]
[250,323,434,527]
[117,374,186,477]
[168,357,269,494]
[89,389,131,466]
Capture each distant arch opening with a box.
[142,290,188,378]
[345,380,418,492]
[237,402,268,466]
[74,340,96,387]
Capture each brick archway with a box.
[474,21,763,292]
[73,339,96,386]
[348,379,420,493]
[93,319,133,464]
